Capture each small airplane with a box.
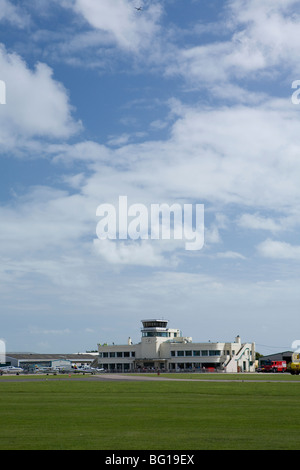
[135,6,143,11]
[0,366,24,375]
[34,366,56,374]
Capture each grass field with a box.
[0,376,300,450]
[129,372,300,381]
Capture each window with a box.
[177,351,184,357]
[103,352,108,358]
[142,321,168,328]
[142,332,168,337]
[185,350,192,356]
[131,352,135,357]
[193,351,200,356]
[171,351,176,357]
[201,350,208,356]
[109,352,115,358]
[209,350,221,356]
[117,352,122,358]
[124,352,130,357]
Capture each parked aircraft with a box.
[0,366,24,375]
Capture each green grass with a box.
[0,378,300,450]
[130,372,300,381]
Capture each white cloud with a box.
[0,186,94,257]
[107,133,131,147]
[166,0,300,89]
[0,44,81,148]
[238,214,284,232]
[30,0,300,93]
[71,0,163,51]
[238,212,300,235]
[49,141,112,163]
[216,251,246,260]
[74,98,300,213]
[28,327,71,336]
[3,89,300,272]
[93,239,168,267]
[0,0,30,28]
[257,239,300,260]
[35,94,300,234]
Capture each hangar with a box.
[258,351,294,366]
[3,353,97,371]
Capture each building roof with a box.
[6,353,97,361]
[260,351,293,359]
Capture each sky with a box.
[1,0,300,355]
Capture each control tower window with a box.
[142,332,168,337]
[142,321,168,329]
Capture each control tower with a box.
[139,319,181,360]
[141,319,173,338]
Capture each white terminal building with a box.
[98,319,255,373]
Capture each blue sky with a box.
[1,0,300,355]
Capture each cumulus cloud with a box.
[93,239,167,267]
[166,0,300,90]
[0,186,94,258]
[27,0,300,95]
[0,0,30,28]
[0,44,81,149]
[238,214,284,233]
[10,92,296,277]
[64,98,300,214]
[257,239,300,260]
[70,0,163,52]
[3,89,300,269]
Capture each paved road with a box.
[1,373,300,383]
[90,373,300,383]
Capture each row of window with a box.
[142,321,168,328]
[99,347,253,360]
[99,350,230,358]
[99,351,135,358]
[99,363,222,371]
[171,350,224,357]
[99,363,132,370]
[142,332,169,337]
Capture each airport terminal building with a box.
[98,319,255,373]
